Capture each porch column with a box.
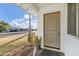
[28,13,32,42]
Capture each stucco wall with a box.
[38,3,79,56]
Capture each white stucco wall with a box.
[38,3,79,56]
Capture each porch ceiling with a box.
[16,3,38,16]
[16,3,58,15]
[32,3,57,8]
[16,3,57,11]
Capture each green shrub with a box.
[28,32,42,47]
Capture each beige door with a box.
[44,12,60,49]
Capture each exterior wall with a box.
[38,3,79,56]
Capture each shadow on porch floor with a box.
[35,49,65,56]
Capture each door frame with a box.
[43,11,61,50]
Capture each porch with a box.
[0,3,79,56]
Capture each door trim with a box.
[43,11,60,50]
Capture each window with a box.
[67,3,76,36]
[78,4,79,36]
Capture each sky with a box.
[0,3,37,29]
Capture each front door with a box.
[44,12,60,49]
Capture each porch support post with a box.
[28,13,31,42]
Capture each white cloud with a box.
[10,14,37,29]
[10,18,27,29]
[24,14,33,19]
[31,22,37,29]
[24,14,29,19]
[20,18,24,21]
[15,19,18,21]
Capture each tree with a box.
[0,20,10,32]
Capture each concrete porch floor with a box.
[35,48,65,56]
